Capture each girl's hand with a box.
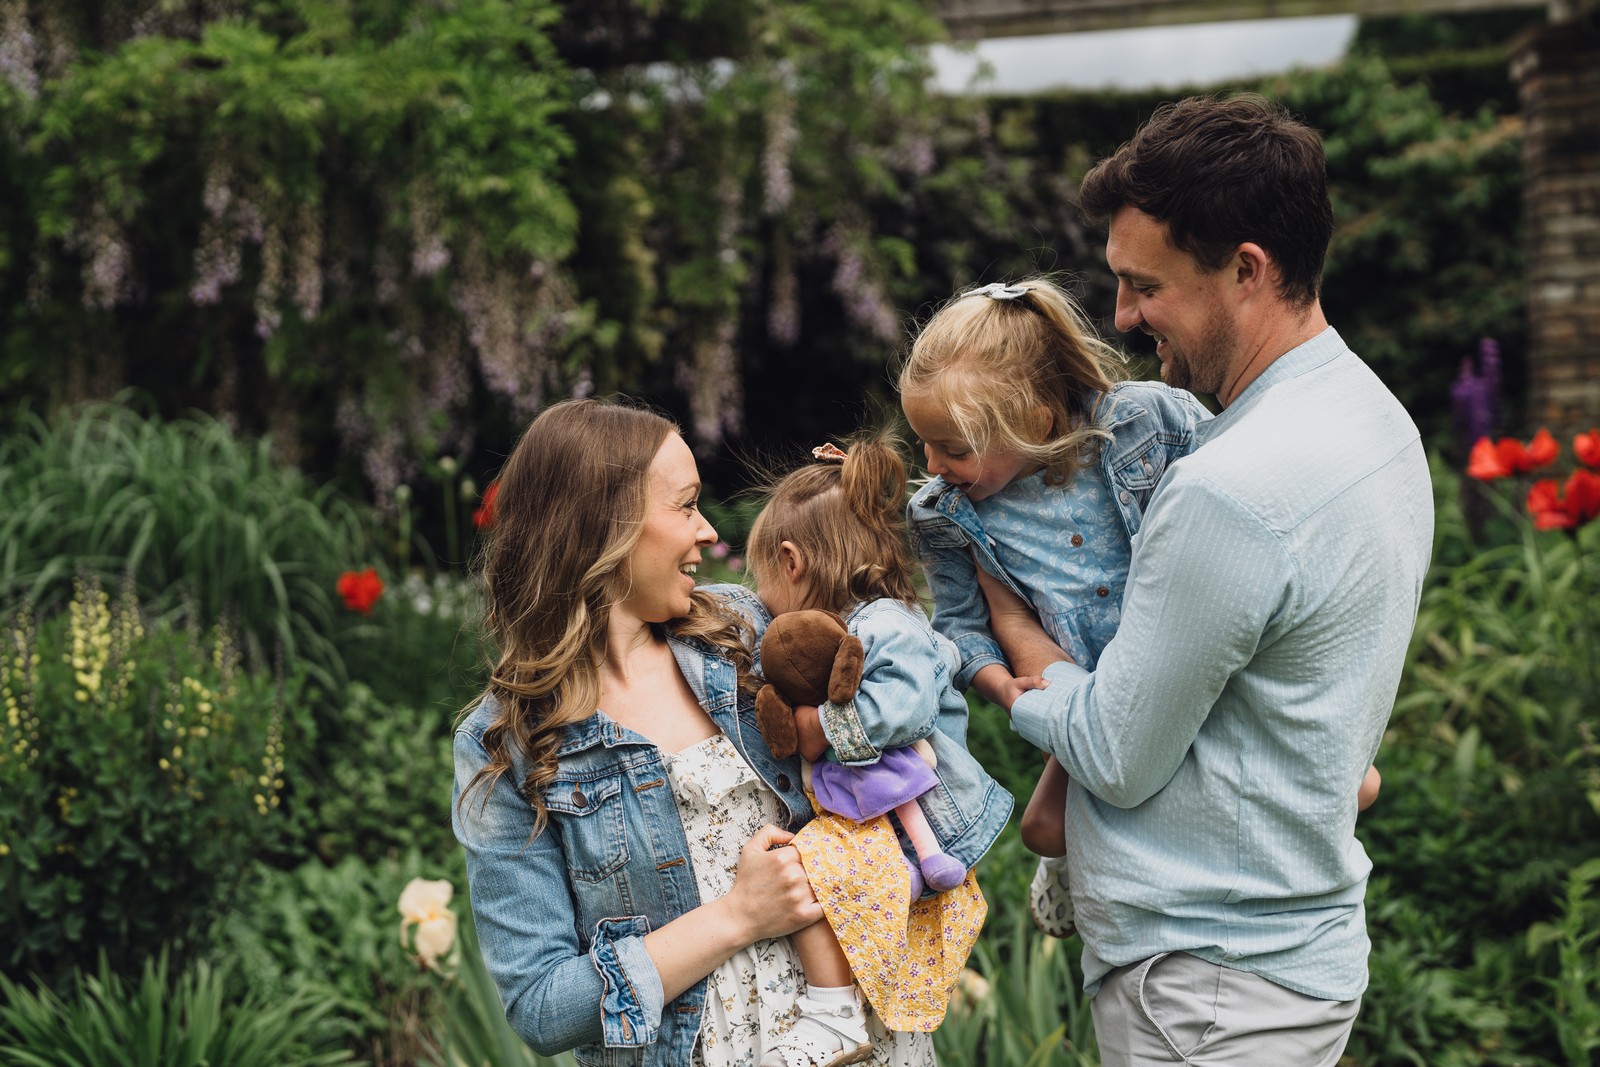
[1002,674,1050,711]
[723,825,822,943]
[792,705,830,762]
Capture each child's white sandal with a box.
[759,992,873,1067]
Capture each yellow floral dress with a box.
[664,732,936,1067]
[791,795,987,1032]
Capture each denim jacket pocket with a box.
[544,774,630,883]
[1109,440,1166,494]
[911,521,969,551]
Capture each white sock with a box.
[805,983,856,1008]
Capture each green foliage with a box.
[212,852,454,1066]
[1348,455,1600,1064]
[0,950,351,1067]
[0,400,376,693]
[937,834,1097,1067]
[0,578,299,992]
[1527,858,1600,1065]
[291,681,457,866]
[437,908,577,1067]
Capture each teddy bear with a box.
[755,608,967,896]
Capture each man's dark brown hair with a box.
[1078,93,1334,308]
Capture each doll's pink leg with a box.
[894,799,966,893]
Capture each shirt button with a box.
[1070,533,1084,547]
[571,788,587,808]
[1096,586,1110,597]
[776,774,792,792]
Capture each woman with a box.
[452,398,936,1066]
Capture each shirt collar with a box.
[1195,326,1346,447]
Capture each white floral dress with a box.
[664,732,937,1067]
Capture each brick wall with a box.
[1512,12,1600,433]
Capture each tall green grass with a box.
[0,951,351,1067]
[0,400,376,692]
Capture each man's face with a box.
[1105,206,1238,397]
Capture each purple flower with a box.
[1451,337,1501,458]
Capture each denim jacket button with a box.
[1119,490,1132,504]
[775,774,792,792]
[572,788,587,808]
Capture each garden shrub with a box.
[0,577,300,990]
[292,681,458,866]
[213,851,458,1067]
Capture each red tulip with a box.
[473,481,499,529]
[1467,430,1560,481]
[1527,470,1600,530]
[1574,429,1600,470]
[337,568,385,614]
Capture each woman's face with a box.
[618,433,718,625]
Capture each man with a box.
[984,94,1434,1065]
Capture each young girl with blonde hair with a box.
[744,431,1010,1067]
[900,277,1378,939]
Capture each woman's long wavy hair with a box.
[746,430,920,615]
[457,398,757,837]
[899,276,1126,486]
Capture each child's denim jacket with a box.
[453,585,807,1067]
[814,597,1014,871]
[906,380,1211,690]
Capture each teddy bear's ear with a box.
[827,635,866,705]
[755,684,800,760]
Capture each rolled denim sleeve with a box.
[453,729,665,1054]
[819,603,944,765]
[918,541,1007,690]
[591,917,664,1047]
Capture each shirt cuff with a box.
[819,698,879,766]
[591,915,662,1047]
[1010,660,1089,753]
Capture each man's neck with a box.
[1218,301,1328,408]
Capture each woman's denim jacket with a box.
[815,597,1013,871]
[452,584,1007,1066]
[906,381,1212,690]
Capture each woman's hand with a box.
[722,825,823,943]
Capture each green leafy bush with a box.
[0,577,298,990]
[212,852,450,1066]
[0,950,351,1067]
[292,682,457,866]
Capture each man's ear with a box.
[1233,242,1273,297]
[777,541,808,584]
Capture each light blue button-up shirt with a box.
[1011,328,1434,1001]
